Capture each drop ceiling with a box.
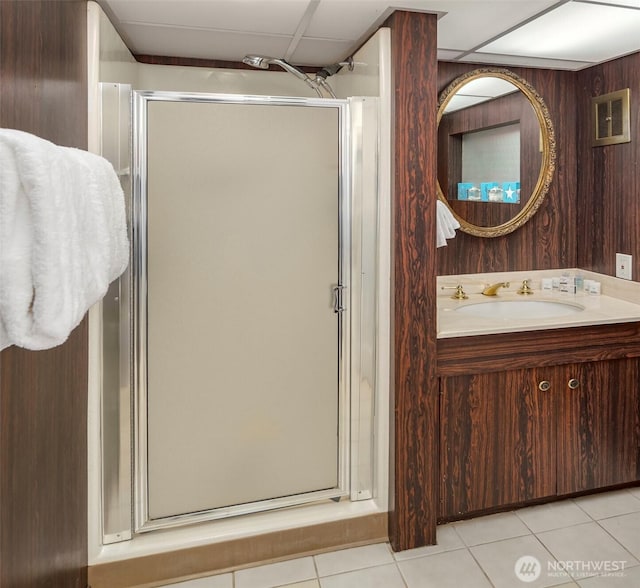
[97,0,640,70]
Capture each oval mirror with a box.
[437,68,556,237]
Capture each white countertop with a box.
[438,269,640,339]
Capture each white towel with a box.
[0,129,129,351]
[436,200,460,247]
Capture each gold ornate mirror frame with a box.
[437,67,556,238]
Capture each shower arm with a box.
[242,54,343,99]
[271,58,324,97]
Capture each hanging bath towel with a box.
[436,200,461,247]
[0,129,129,351]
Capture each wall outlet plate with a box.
[616,253,633,280]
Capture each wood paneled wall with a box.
[576,52,640,280]
[437,63,578,275]
[385,11,439,551]
[0,1,89,586]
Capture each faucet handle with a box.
[442,284,468,300]
[517,279,534,295]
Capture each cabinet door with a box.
[557,358,640,494]
[440,369,556,518]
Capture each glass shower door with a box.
[132,92,349,530]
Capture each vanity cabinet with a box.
[556,358,640,495]
[440,367,556,517]
[437,324,640,521]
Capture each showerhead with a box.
[242,54,323,97]
[242,55,270,70]
[243,55,307,81]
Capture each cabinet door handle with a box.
[538,380,551,392]
[568,378,580,390]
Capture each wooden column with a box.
[0,1,89,586]
[385,11,439,551]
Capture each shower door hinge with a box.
[332,284,346,313]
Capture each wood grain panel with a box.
[576,53,640,281]
[0,1,88,586]
[437,322,640,376]
[135,54,318,74]
[441,359,640,520]
[385,10,439,551]
[557,359,640,494]
[440,369,555,518]
[437,64,577,275]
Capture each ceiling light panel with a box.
[580,0,640,7]
[453,76,518,98]
[442,77,518,113]
[435,0,559,51]
[479,2,640,63]
[443,94,497,113]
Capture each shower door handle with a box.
[333,284,346,314]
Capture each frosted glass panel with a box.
[145,100,340,519]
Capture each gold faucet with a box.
[481,282,510,296]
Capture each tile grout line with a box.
[593,516,640,568]
[311,552,320,585]
[533,516,639,584]
[465,545,498,588]
[385,542,411,588]
[393,552,412,588]
[570,491,640,571]
[570,496,595,520]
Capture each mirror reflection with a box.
[437,68,555,238]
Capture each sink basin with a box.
[455,299,585,319]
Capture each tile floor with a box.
[162,487,640,588]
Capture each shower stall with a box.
[99,84,381,540]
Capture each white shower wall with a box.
[87,1,391,566]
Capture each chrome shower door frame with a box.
[99,82,133,544]
[131,91,353,532]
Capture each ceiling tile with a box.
[98,0,311,35]
[438,49,465,61]
[98,0,640,71]
[304,0,451,41]
[304,0,392,40]
[120,23,292,61]
[289,37,357,66]
[457,51,594,71]
[479,2,640,63]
